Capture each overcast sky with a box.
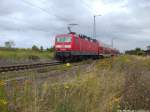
[0,0,150,51]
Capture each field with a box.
[0,48,53,65]
[0,55,150,112]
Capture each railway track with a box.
[0,61,61,73]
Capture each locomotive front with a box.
[55,34,73,61]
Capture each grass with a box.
[0,63,72,81]
[0,55,150,112]
[0,49,53,62]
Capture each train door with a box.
[75,37,79,51]
[73,35,80,55]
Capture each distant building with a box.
[145,46,150,55]
[147,46,150,50]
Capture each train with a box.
[54,32,119,61]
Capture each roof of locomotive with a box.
[69,32,98,43]
[56,32,98,43]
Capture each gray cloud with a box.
[0,0,150,51]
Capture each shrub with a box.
[32,45,39,51]
[28,55,40,61]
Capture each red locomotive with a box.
[54,32,119,61]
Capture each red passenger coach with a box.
[55,32,99,61]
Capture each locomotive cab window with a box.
[56,37,72,42]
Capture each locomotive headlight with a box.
[55,45,62,48]
[64,45,71,48]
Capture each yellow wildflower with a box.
[0,80,5,86]
[114,97,120,103]
[66,63,71,67]
[0,99,8,105]
[64,84,69,89]
[108,96,120,107]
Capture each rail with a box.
[0,61,61,73]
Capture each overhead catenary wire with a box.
[1,1,53,26]
[22,0,72,22]
[22,0,52,17]
[2,0,95,24]
[2,0,94,31]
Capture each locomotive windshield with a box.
[56,37,72,42]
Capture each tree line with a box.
[125,48,145,56]
[2,40,54,52]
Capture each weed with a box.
[1,56,150,112]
